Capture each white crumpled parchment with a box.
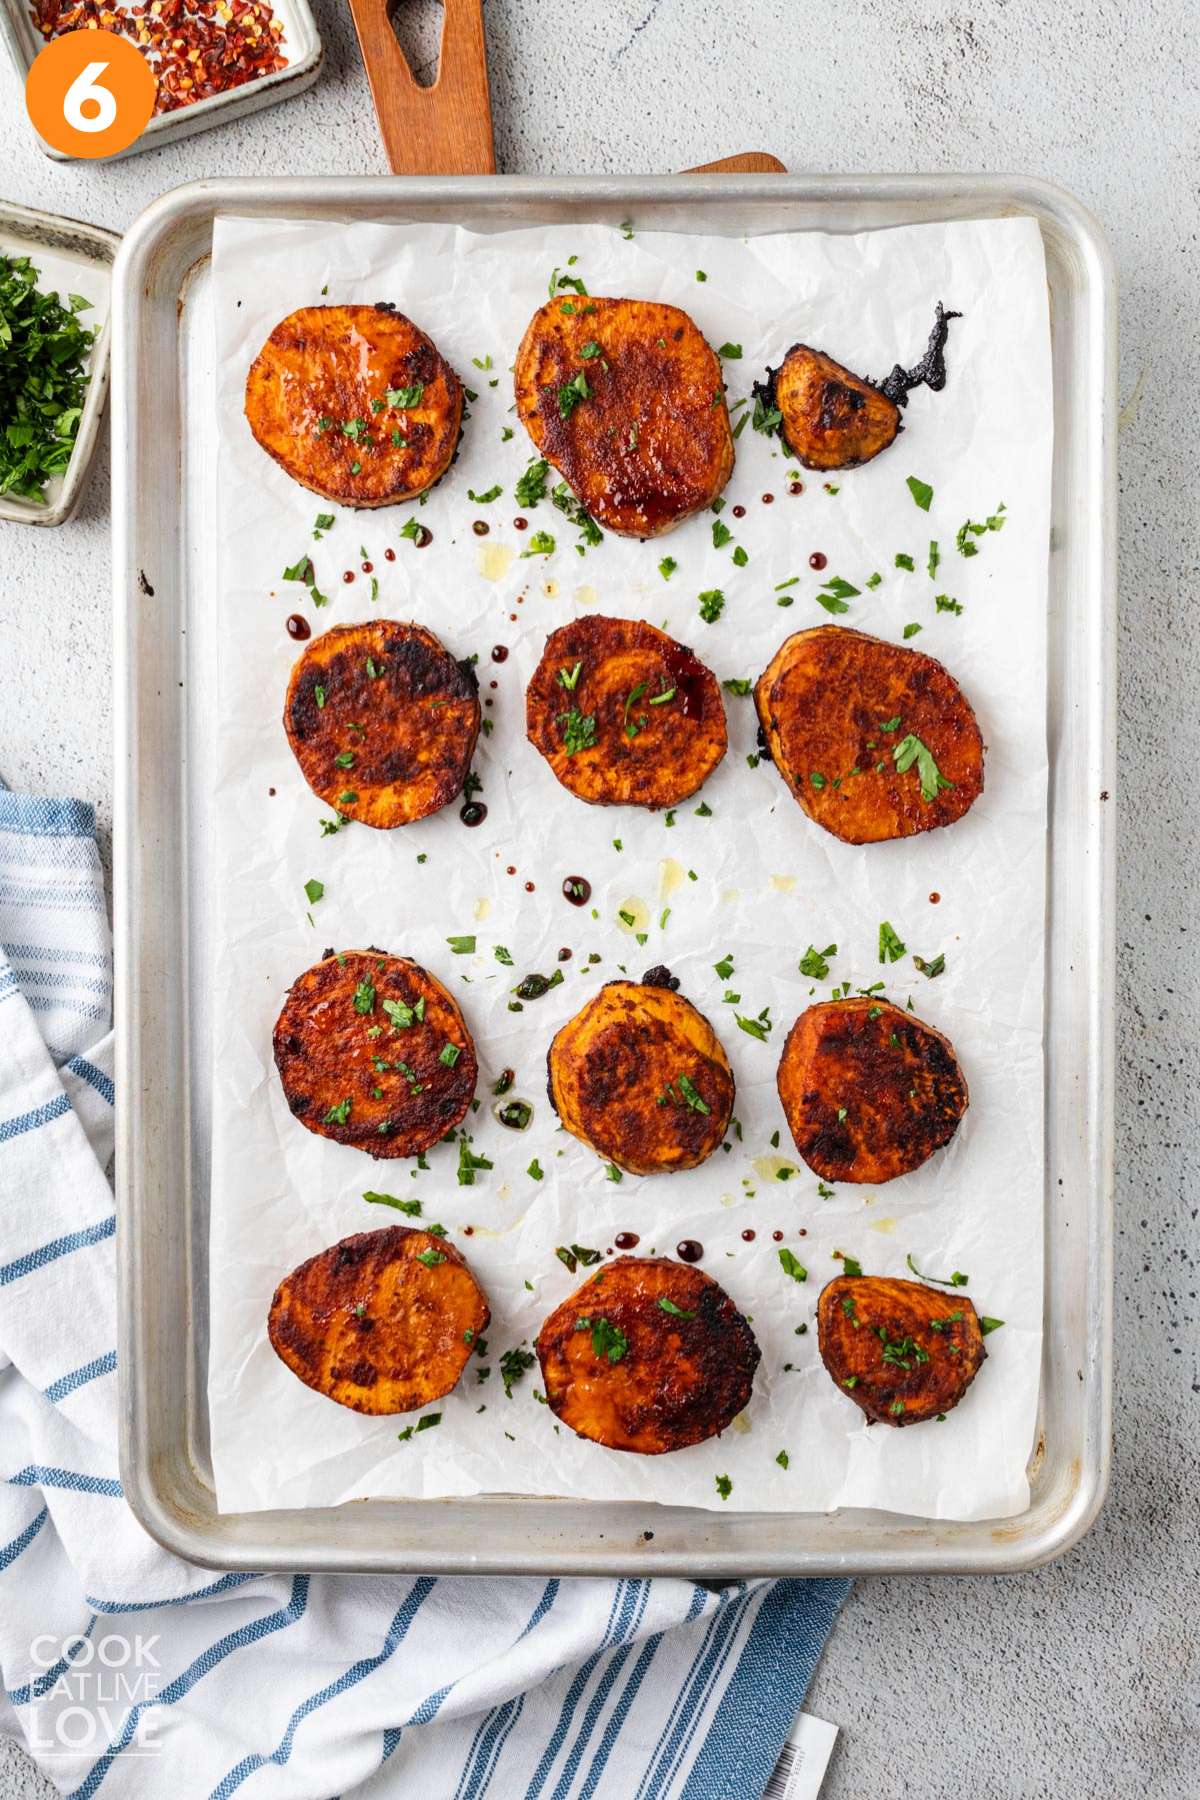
[208,213,1051,1520]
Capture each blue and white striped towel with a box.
[0,786,848,1799]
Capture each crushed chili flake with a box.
[31,0,288,113]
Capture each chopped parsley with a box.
[385,381,424,408]
[893,733,953,802]
[557,660,583,691]
[499,1346,536,1396]
[657,1297,696,1319]
[980,1316,1005,1335]
[778,1248,807,1283]
[715,1473,733,1501]
[735,1010,772,1042]
[906,475,934,511]
[515,458,550,507]
[714,953,735,980]
[775,1451,790,1470]
[658,555,678,580]
[558,708,598,755]
[446,935,476,954]
[283,555,315,585]
[416,1248,446,1267]
[732,545,749,567]
[799,942,836,980]
[438,1043,462,1067]
[558,371,590,419]
[902,622,923,639]
[906,1252,969,1288]
[575,1315,629,1363]
[303,877,324,905]
[913,952,946,979]
[521,529,556,558]
[323,1098,352,1125]
[712,519,733,550]
[895,552,915,571]
[0,256,97,501]
[363,1191,421,1214]
[468,484,503,504]
[956,504,1006,556]
[698,589,725,624]
[934,593,964,615]
[457,1136,494,1186]
[878,920,907,963]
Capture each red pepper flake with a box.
[30,0,289,112]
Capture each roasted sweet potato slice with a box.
[817,1274,986,1425]
[273,950,477,1159]
[526,615,726,809]
[536,1256,760,1453]
[514,296,734,536]
[754,625,984,843]
[762,344,900,471]
[547,971,734,1175]
[284,621,480,829]
[777,997,967,1184]
[268,1226,489,1415]
[245,305,462,507]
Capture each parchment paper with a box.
[208,214,1051,1519]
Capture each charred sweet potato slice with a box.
[245,305,462,507]
[536,1256,760,1453]
[284,621,480,829]
[268,1225,489,1415]
[273,950,477,1159]
[514,296,734,536]
[754,625,984,844]
[764,344,900,471]
[777,998,967,1184]
[817,1274,985,1425]
[548,973,734,1175]
[526,615,726,809]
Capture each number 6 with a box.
[63,61,118,133]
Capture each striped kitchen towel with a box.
[0,785,848,1800]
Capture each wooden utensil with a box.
[347,0,785,179]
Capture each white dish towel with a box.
[0,785,847,1799]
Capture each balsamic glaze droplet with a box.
[491,644,509,663]
[731,503,746,519]
[460,801,488,827]
[285,613,311,640]
[741,1228,757,1242]
[414,525,433,549]
[562,875,591,906]
[614,1231,640,1250]
[789,480,804,496]
[473,520,490,536]
[675,1239,703,1263]
[513,516,529,531]
[809,551,827,571]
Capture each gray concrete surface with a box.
[0,1,1196,1795]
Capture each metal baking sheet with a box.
[111,173,1115,1577]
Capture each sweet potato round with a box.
[526,615,727,809]
[754,625,984,844]
[536,1256,760,1453]
[273,950,477,1159]
[514,296,734,536]
[284,621,480,828]
[547,974,734,1175]
[268,1225,489,1415]
[777,997,967,1185]
[766,343,901,471]
[817,1274,986,1426]
[245,305,462,507]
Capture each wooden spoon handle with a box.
[347,0,496,175]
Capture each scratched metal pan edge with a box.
[111,173,1114,1577]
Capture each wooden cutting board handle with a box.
[348,0,785,182]
[348,0,496,175]
[687,152,786,174]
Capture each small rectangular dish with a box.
[0,0,322,160]
[0,199,118,528]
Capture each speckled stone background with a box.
[0,2,1196,1795]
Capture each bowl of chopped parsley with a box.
[0,203,119,528]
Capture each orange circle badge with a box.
[26,30,157,159]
